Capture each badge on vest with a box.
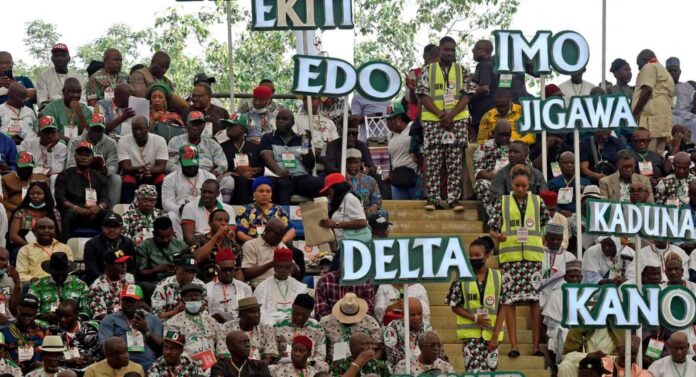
[485,295,495,307]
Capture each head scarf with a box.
[133,184,158,209]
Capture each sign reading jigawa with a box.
[340,237,474,285]
[252,0,353,30]
[517,95,637,134]
[563,284,696,330]
[293,55,401,101]
[586,199,696,240]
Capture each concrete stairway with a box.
[383,200,550,377]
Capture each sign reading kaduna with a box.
[562,200,696,331]
[340,237,474,285]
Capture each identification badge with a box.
[516,227,528,243]
[281,152,297,168]
[499,74,513,89]
[667,198,680,207]
[64,346,80,360]
[558,187,573,205]
[85,188,97,207]
[127,330,145,352]
[494,157,509,173]
[645,338,664,359]
[333,341,349,361]
[550,162,562,178]
[639,161,653,176]
[8,125,20,134]
[142,229,153,239]
[18,344,34,361]
[65,126,78,139]
[442,132,455,145]
[33,166,50,175]
[203,122,213,137]
[234,154,249,167]
[21,187,28,200]
[443,91,456,107]
[104,86,115,101]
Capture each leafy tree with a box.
[14,0,518,105]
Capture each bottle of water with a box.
[301,132,310,154]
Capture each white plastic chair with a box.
[364,116,390,140]
[67,237,90,261]
[112,204,130,216]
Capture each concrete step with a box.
[431,305,532,317]
[389,209,480,221]
[390,220,483,234]
[437,329,533,344]
[444,343,547,356]
[383,200,481,211]
[448,355,547,371]
[429,305,532,318]
[390,233,489,249]
[431,316,529,330]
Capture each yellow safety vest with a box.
[455,268,504,341]
[421,62,470,122]
[498,193,544,264]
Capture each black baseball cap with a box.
[367,210,392,231]
[20,294,39,309]
[193,73,216,85]
[103,212,123,226]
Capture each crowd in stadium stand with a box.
[0,32,694,377]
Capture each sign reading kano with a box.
[562,200,696,331]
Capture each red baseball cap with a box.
[320,173,347,194]
[51,43,69,54]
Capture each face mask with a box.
[470,258,485,269]
[185,301,202,314]
[29,202,46,209]
[255,106,268,114]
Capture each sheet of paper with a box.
[129,96,150,119]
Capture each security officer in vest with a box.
[488,164,550,358]
[417,36,479,212]
[445,236,505,372]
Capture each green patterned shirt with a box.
[85,69,129,102]
[28,275,90,317]
[147,354,204,377]
[329,358,391,377]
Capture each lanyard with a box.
[235,140,246,153]
[562,176,575,188]
[477,270,488,306]
[230,359,247,376]
[274,278,289,300]
[637,151,648,162]
[440,64,451,91]
[63,105,76,126]
[672,360,687,377]
[219,280,237,311]
[6,104,20,123]
[38,243,56,259]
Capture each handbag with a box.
[390,166,417,189]
[341,193,373,243]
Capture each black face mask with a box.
[470,258,485,269]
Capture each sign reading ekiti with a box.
[252,0,354,30]
[339,237,474,285]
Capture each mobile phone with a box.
[137,309,148,318]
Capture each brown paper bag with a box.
[300,201,336,247]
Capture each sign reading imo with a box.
[340,237,474,285]
[493,30,589,75]
[252,0,353,30]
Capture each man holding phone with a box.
[0,51,35,107]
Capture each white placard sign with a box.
[340,237,474,285]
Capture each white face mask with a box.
[185,301,203,314]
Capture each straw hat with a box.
[332,293,368,324]
[40,336,67,353]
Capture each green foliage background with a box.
[15,0,518,105]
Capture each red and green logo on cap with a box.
[186,111,206,124]
[120,284,143,300]
[179,145,200,167]
[89,113,106,129]
[222,113,248,130]
[17,151,35,168]
[76,141,94,152]
[38,116,58,132]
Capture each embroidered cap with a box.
[292,335,313,351]
[120,284,144,300]
[38,115,58,132]
[539,190,558,208]
[215,248,235,264]
[221,113,248,130]
[179,144,200,167]
[17,151,36,169]
[545,222,565,236]
[51,43,69,53]
[89,113,107,129]
[164,330,186,347]
[384,102,407,120]
[273,248,294,263]
[75,140,94,153]
[186,111,206,124]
